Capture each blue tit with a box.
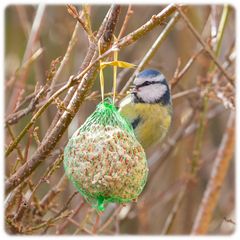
[118,69,172,149]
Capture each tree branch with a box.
[176,6,234,85]
[5,5,121,194]
[191,111,235,234]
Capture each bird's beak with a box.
[130,86,138,94]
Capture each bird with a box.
[118,69,172,149]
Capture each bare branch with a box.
[191,111,235,234]
[176,6,234,85]
[117,5,133,40]
[120,11,180,94]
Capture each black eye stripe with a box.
[136,80,162,88]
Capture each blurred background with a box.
[5,4,235,235]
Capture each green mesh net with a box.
[64,98,148,211]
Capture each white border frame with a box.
[1,0,238,239]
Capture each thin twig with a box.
[56,200,85,234]
[116,4,176,49]
[15,5,30,37]
[117,5,133,40]
[42,191,79,234]
[5,182,26,215]
[47,22,80,97]
[82,5,93,37]
[120,11,180,94]
[172,87,199,100]
[52,207,93,235]
[97,206,122,233]
[5,77,75,157]
[39,175,67,212]
[26,153,64,206]
[5,48,44,90]
[161,184,187,234]
[176,6,234,85]
[7,5,46,114]
[143,178,187,209]
[92,214,100,234]
[73,207,93,235]
[23,210,72,233]
[67,4,94,41]
[223,217,235,225]
[171,49,204,89]
[6,85,48,125]
[191,111,235,234]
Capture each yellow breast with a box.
[119,97,172,148]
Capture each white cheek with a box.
[138,84,167,102]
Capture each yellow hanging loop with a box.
[113,47,118,103]
[98,40,104,102]
[112,35,119,104]
[98,35,136,104]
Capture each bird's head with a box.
[131,69,171,105]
